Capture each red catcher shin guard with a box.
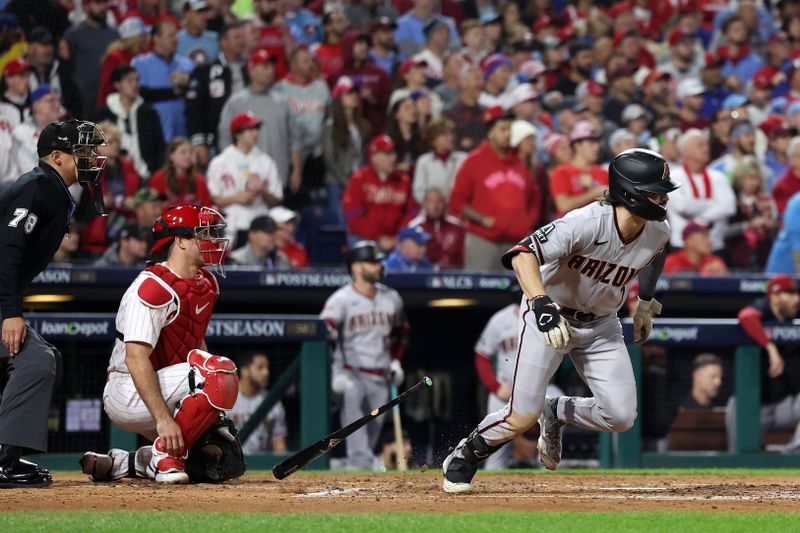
[174,393,222,450]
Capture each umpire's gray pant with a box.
[0,325,62,454]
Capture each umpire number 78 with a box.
[8,208,38,234]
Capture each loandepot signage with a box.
[651,327,699,343]
[39,320,110,337]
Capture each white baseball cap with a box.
[510,120,537,148]
[506,83,539,109]
[621,104,649,123]
[269,206,298,224]
[118,16,146,39]
[677,78,706,99]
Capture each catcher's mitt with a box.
[184,415,247,483]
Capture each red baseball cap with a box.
[3,58,30,78]
[248,48,277,68]
[481,105,509,126]
[668,28,694,46]
[368,134,395,155]
[332,75,358,99]
[704,52,724,68]
[682,221,709,242]
[759,116,792,138]
[768,274,798,295]
[643,70,671,88]
[398,58,427,77]
[229,111,262,133]
[753,67,782,90]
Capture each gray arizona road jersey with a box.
[320,283,404,371]
[504,202,669,316]
[474,304,520,385]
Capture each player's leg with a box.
[363,377,390,470]
[340,373,373,469]
[483,393,511,471]
[147,350,238,483]
[86,364,193,482]
[0,328,60,488]
[558,317,638,432]
[443,313,565,493]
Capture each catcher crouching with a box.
[81,205,245,483]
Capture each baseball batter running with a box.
[321,241,407,470]
[443,148,679,492]
[81,205,243,484]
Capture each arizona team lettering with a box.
[348,311,395,333]
[567,255,638,287]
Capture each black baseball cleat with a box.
[0,457,53,488]
[442,448,477,494]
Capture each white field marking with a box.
[298,487,366,497]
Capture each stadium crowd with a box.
[0,0,799,274]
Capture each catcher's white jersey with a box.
[107,271,178,374]
[516,202,669,316]
[474,304,519,385]
[206,144,283,238]
[320,283,403,371]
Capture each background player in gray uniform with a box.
[443,149,679,493]
[475,285,563,470]
[229,352,288,455]
[321,241,407,470]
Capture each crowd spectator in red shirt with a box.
[149,137,213,208]
[269,205,308,268]
[97,17,149,111]
[773,138,800,215]
[664,222,728,276]
[407,188,464,268]
[449,107,539,271]
[548,121,608,217]
[310,8,349,79]
[328,29,392,134]
[255,0,292,78]
[342,134,417,252]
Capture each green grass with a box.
[2,512,800,532]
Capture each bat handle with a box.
[390,383,408,472]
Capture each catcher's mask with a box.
[151,205,229,277]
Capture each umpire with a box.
[0,119,106,488]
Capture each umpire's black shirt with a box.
[0,163,75,319]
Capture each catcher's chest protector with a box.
[147,264,218,370]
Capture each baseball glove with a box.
[184,415,247,483]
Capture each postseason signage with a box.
[622,318,800,346]
[27,314,327,343]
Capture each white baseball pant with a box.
[103,363,192,441]
[476,312,638,447]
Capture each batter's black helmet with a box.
[608,148,680,222]
[346,240,385,273]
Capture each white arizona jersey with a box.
[229,390,288,454]
[474,304,520,385]
[321,283,404,371]
[206,144,283,239]
[505,202,669,316]
[107,271,180,374]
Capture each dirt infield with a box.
[2,472,800,513]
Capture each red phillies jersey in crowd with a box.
[310,42,344,79]
[342,165,418,241]
[406,213,465,268]
[548,163,609,217]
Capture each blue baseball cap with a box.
[721,94,748,110]
[398,226,431,245]
[30,84,55,104]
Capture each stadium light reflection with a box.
[427,298,478,308]
[23,294,75,304]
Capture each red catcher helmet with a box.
[229,111,262,134]
[151,205,229,277]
